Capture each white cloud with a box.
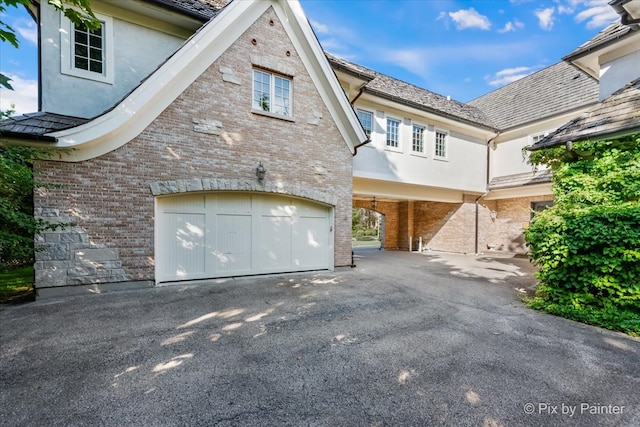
[0,73,38,114]
[486,65,539,86]
[535,7,555,30]
[574,2,619,29]
[381,48,431,77]
[309,19,329,35]
[15,18,37,46]
[449,8,492,30]
[498,19,525,33]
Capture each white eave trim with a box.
[46,0,365,161]
[277,1,366,153]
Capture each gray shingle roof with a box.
[325,53,497,130]
[529,77,640,150]
[0,112,90,141]
[488,169,552,190]
[563,20,636,61]
[143,0,229,21]
[468,62,599,130]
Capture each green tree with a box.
[1,0,97,268]
[1,0,99,89]
[525,136,640,335]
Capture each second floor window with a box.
[73,22,105,74]
[386,118,400,148]
[435,130,447,158]
[253,70,292,116]
[412,125,424,153]
[357,110,373,138]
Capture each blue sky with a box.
[1,0,620,114]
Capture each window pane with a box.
[435,131,447,157]
[75,30,87,45]
[273,76,291,116]
[73,22,104,74]
[89,47,101,60]
[357,110,372,138]
[253,70,270,111]
[76,43,87,57]
[386,119,399,148]
[89,34,102,48]
[75,57,88,70]
[412,125,424,152]
[89,60,103,73]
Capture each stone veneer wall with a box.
[33,7,353,289]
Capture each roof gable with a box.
[2,0,365,161]
[468,61,599,130]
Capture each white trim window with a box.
[386,118,400,148]
[253,69,292,117]
[61,12,114,83]
[434,129,448,159]
[531,132,549,144]
[412,124,425,153]
[357,109,373,138]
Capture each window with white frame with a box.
[531,132,548,144]
[412,124,424,153]
[386,118,400,148]
[435,129,448,158]
[253,69,292,116]
[357,110,373,138]
[61,12,113,83]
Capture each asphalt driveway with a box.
[1,249,639,426]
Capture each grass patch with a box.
[526,297,640,337]
[0,266,35,304]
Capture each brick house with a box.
[2,0,638,294]
[0,0,366,292]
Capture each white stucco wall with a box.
[490,136,538,179]
[599,50,640,100]
[40,3,186,118]
[353,103,488,194]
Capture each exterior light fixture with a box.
[256,162,266,181]
[371,196,377,211]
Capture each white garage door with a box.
[156,193,333,283]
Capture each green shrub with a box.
[525,136,640,332]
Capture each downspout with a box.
[352,83,371,156]
[475,131,500,255]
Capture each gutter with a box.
[362,86,498,133]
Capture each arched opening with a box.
[352,207,384,250]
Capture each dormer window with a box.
[61,12,114,84]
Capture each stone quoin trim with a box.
[149,178,338,207]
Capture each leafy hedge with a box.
[525,136,640,331]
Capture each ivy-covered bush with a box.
[525,136,640,334]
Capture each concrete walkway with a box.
[1,249,638,426]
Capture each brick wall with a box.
[34,7,354,288]
[354,194,552,255]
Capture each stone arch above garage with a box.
[150,178,337,207]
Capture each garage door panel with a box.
[293,216,328,268]
[257,214,293,271]
[160,212,207,281]
[157,193,332,282]
[214,214,252,274]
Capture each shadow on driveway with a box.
[1,250,638,426]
